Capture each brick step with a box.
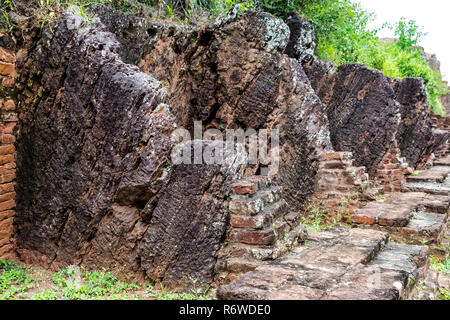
[434,157,450,166]
[319,152,353,161]
[418,194,450,213]
[231,175,277,195]
[352,192,449,226]
[217,228,432,300]
[407,170,448,183]
[229,195,266,215]
[318,167,368,178]
[351,202,415,227]
[223,257,261,275]
[428,165,450,174]
[357,211,448,245]
[224,225,308,270]
[229,217,290,246]
[319,159,354,169]
[229,186,283,215]
[409,269,439,300]
[405,179,450,196]
[403,211,448,244]
[230,200,289,229]
[258,186,283,204]
[351,192,449,245]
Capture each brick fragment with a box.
[0,62,14,76]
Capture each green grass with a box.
[50,268,141,300]
[438,288,450,300]
[146,281,212,300]
[0,258,214,300]
[0,258,40,300]
[430,255,450,274]
[430,255,450,300]
[299,204,348,234]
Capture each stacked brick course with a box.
[315,152,370,207]
[374,147,410,192]
[0,45,17,260]
[215,175,307,283]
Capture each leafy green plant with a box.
[32,289,58,300]
[394,18,426,50]
[51,267,140,300]
[0,259,39,300]
[300,206,332,233]
[146,280,212,300]
[430,256,450,274]
[439,288,450,300]
[166,3,173,18]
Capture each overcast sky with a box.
[354,0,450,81]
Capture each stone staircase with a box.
[217,227,434,300]
[405,154,450,195]
[217,151,449,300]
[351,192,449,245]
[215,175,307,283]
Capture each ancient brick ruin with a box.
[0,4,448,300]
[0,45,17,261]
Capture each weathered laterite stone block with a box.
[229,197,264,215]
[3,100,15,111]
[230,215,266,229]
[231,181,258,195]
[1,134,15,144]
[320,152,353,161]
[0,199,15,212]
[0,145,14,155]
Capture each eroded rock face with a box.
[442,92,450,116]
[138,140,246,283]
[305,63,400,177]
[283,12,316,64]
[15,13,175,269]
[138,9,333,206]
[14,7,333,283]
[391,77,434,169]
[305,61,441,174]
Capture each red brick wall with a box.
[0,45,17,260]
